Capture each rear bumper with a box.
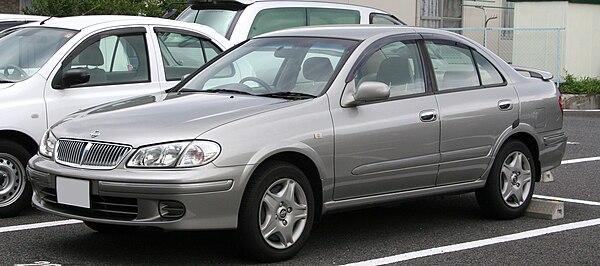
[539,131,567,172]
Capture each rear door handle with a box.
[419,110,437,122]
[498,100,513,111]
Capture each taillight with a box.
[558,95,564,114]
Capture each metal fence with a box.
[442,27,564,82]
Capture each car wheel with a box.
[84,221,139,233]
[0,140,32,217]
[238,161,314,262]
[476,140,536,219]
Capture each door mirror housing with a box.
[342,81,390,107]
[62,69,90,88]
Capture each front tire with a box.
[477,140,536,219]
[238,161,314,262]
[0,140,33,217]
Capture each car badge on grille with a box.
[90,130,101,138]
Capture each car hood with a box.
[51,92,298,147]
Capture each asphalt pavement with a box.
[1,111,599,265]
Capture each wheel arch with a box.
[0,130,38,157]
[243,150,325,222]
[502,132,542,182]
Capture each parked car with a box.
[176,0,404,43]
[0,14,47,31]
[0,15,232,217]
[28,25,566,261]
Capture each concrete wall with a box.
[514,1,600,78]
[326,0,418,26]
[0,0,21,14]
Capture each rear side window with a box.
[425,41,479,91]
[370,14,401,25]
[156,30,223,81]
[248,7,360,38]
[473,51,504,86]
[307,8,360,26]
[248,8,306,38]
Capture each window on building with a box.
[420,0,462,28]
[501,0,514,40]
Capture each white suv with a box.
[0,15,232,217]
[176,0,404,43]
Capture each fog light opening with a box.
[159,201,186,219]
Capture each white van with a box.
[0,15,232,217]
[176,0,404,43]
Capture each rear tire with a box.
[0,140,33,218]
[476,140,536,219]
[84,221,139,233]
[238,161,314,262]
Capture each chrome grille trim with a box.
[55,139,132,169]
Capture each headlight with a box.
[127,140,220,168]
[39,130,57,158]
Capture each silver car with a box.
[28,25,566,262]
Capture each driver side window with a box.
[61,32,149,87]
[356,40,425,97]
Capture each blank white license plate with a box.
[56,176,90,209]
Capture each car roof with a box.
[257,25,419,41]
[0,14,48,22]
[19,15,207,31]
[189,0,388,12]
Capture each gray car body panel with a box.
[28,26,566,229]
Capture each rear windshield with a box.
[177,8,239,37]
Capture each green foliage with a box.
[23,0,183,18]
[559,73,600,94]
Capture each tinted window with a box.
[156,30,222,81]
[473,51,504,86]
[425,41,479,91]
[307,8,360,26]
[357,40,425,97]
[62,33,149,87]
[178,9,238,37]
[371,14,400,25]
[248,8,306,38]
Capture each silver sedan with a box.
[28,25,566,262]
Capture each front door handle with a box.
[419,110,437,122]
[498,100,513,111]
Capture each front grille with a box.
[39,188,138,220]
[55,139,131,169]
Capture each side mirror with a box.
[62,69,90,88]
[342,81,390,106]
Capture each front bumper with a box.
[27,155,247,230]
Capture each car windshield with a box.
[0,27,76,82]
[178,8,238,37]
[179,37,357,98]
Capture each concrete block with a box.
[542,171,554,183]
[526,198,564,220]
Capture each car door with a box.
[44,26,162,124]
[423,37,519,186]
[151,27,225,89]
[330,36,441,200]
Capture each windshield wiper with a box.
[202,89,253,95]
[258,92,317,100]
[0,79,14,83]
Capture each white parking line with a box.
[564,109,600,112]
[561,156,600,165]
[343,218,600,266]
[0,219,82,234]
[533,195,600,206]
